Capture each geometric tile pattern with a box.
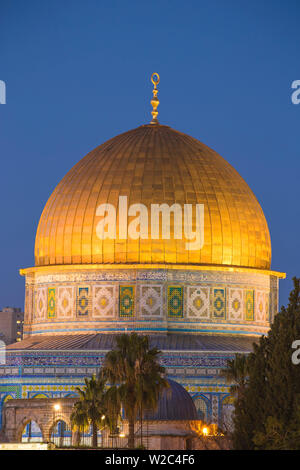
[265,294,269,323]
[92,286,115,318]
[212,288,226,319]
[255,290,268,322]
[187,286,210,319]
[57,287,75,318]
[193,396,208,420]
[270,289,278,323]
[119,286,135,317]
[140,285,163,317]
[228,288,243,321]
[221,395,235,431]
[167,286,184,318]
[211,395,219,424]
[25,287,33,323]
[245,289,254,321]
[35,287,47,320]
[47,288,56,319]
[77,287,89,316]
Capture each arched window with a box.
[21,420,43,442]
[50,420,72,447]
[193,396,208,421]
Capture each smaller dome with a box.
[144,379,198,420]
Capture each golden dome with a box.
[35,124,271,269]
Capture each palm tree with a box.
[103,385,122,439]
[221,353,249,399]
[70,400,89,446]
[71,375,106,447]
[101,333,168,449]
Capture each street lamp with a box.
[52,403,62,446]
[202,426,209,436]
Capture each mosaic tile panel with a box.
[266,294,270,323]
[47,288,56,319]
[119,286,135,317]
[245,290,254,321]
[270,288,278,323]
[167,286,184,318]
[92,286,115,318]
[228,288,243,321]
[0,385,20,397]
[212,288,226,320]
[140,285,163,317]
[255,290,268,322]
[57,287,75,318]
[193,396,209,420]
[25,286,33,323]
[35,287,47,320]
[76,287,90,316]
[187,286,210,319]
[211,395,219,424]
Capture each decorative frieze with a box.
[25,267,277,335]
[34,287,47,321]
[92,285,116,318]
[212,288,226,320]
[57,286,75,319]
[245,290,254,321]
[47,288,56,319]
[228,288,243,321]
[77,287,89,316]
[119,286,135,317]
[255,290,268,323]
[139,285,163,318]
[187,287,210,319]
[33,268,271,287]
[167,286,184,318]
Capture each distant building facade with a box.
[0,308,24,345]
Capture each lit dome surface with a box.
[35,124,271,270]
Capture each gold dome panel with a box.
[35,124,271,269]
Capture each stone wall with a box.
[2,399,227,450]
[1,398,75,443]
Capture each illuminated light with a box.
[20,264,286,279]
[53,404,61,411]
[202,427,209,436]
[101,415,105,420]
[119,433,125,438]
[0,443,49,450]
[30,109,277,271]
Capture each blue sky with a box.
[0,0,299,309]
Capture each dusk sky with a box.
[1,0,299,310]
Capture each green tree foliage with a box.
[70,399,89,445]
[220,353,248,398]
[101,332,168,449]
[103,385,122,436]
[230,277,300,449]
[71,375,107,448]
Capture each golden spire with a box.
[150,72,160,124]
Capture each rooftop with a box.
[6,333,259,352]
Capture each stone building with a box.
[0,307,24,345]
[1,379,204,449]
[0,75,285,444]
